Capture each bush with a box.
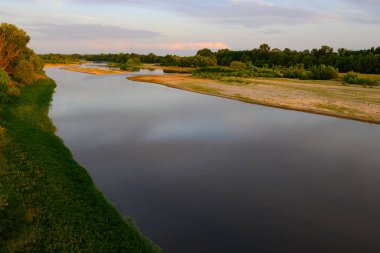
[7,85,21,96]
[29,53,45,74]
[12,60,35,85]
[283,64,311,79]
[309,65,338,80]
[343,71,378,86]
[0,68,10,104]
[230,61,247,70]
[0,68,10,93]
[193,65,282,79]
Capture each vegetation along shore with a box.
[0,22,160,252]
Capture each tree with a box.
[259,44,271,52]
[13,60,34,85]
[0,23,30,72]
[196,48,214,57]
[24,48,44,74]
[318,45,334,56]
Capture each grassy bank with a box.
[0,78,160,252]
[129,74,380,124]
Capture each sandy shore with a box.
[44,63,82,68]
[62,67,130,75]
[129,74,380,124]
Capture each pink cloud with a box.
[83,40,229,51]
[38,40,230,54]
[166,42,229,50]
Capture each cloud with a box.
[0,10,10,16]
[70,0,380,26]
[343,0,380,15]
[26,23,160,40]
[82,41,229,51]
[53,14,97,21]
[70,0,316,27]
[165,42,229,50]
[37,0,64,7]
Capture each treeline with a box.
[193,64,342,82]
[40,53,83,64]
[41,44,380,74]
[214,45,380,74]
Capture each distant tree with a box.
[126,58,140,65]
[193,55,217,67]
[318,45,334,56]
[196,48,214,57]
[259,44,271,52]
[230,61,247,70]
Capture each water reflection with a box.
[48,68,380,253]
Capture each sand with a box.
[129,74,380,124]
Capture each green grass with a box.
[188,84,221,94]
[0,78,160,252]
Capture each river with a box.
[47,66,380,253]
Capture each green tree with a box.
[196,48,214,57]
[259,43,271,52]
[0,23,30,72]
[13,60,34,85]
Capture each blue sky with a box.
[1,0,379,55]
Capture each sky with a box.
[0,0,379,55]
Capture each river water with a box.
[47,66,380,253]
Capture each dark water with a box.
[47,67,380,253]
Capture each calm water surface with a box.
[47,67,380,253]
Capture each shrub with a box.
[12,60,35,85]
[0,68,10,93]
[309,65,338,80]
[230,61,247,70]
[343,71,378,86]
[29,53,45,74]
[7,85,21,96]
[283,64,311,80]
[0,68,10,104]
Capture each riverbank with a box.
[63,68,130,75]
[44,63,82,68]
[0,78,160,252]
[62,67,130,75]
[129,74,380,124]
